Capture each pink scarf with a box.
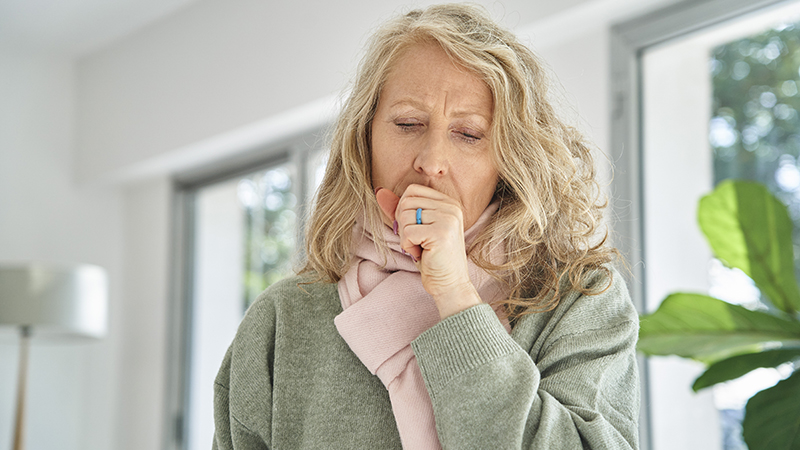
[334,203,508,449]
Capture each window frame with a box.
[610,1,792,449]
[163,127,328,450]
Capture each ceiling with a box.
[0,0,202,56]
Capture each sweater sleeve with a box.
[212,293,275,450]
[411,271,639,450]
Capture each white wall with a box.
[75,0,672,185]
[0,49,171,450]
[0,49,123,450]
[537,28,611,180]
[75,0,432,183]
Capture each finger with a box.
[402,213,463,247]
[400,214,464,262]
[402,222,462,262]
[396,187,461,221]
[375,187,400,221]
[396,200,462,228]
[402,242,423,261]
[401,183,454,201]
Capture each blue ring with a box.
[416,208,422,225]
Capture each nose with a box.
[413,131,449,178]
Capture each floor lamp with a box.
[0,264,108,450]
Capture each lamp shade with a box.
[0,263,108,339]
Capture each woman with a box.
[213,4,639,450]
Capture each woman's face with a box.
[370,42,499,230]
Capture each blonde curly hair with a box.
[300,3,616,320]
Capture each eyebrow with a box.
[388,98,492,124]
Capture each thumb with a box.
[375,187,400,221]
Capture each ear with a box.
[375,188,400,221]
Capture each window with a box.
[166,131,328,450]
[707,17,800,449]
[612,1,799,449]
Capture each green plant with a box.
[638,179,800,450]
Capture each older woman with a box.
[213,4,639,450]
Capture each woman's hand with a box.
[376,185,482,318]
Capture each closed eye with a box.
[395,122,423,132]
[455,129,482,143]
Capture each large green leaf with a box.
[743,370,800,450]
[638,293,800,360]
[698,180,800,315]
[692,348,800,391]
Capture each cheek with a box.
[472,155,499,198]
[370,126,395,185]
[462,167,499,228]
[372,127,415,178]
[478,170,499,201]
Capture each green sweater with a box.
[212,268,639,449]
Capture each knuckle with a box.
[444,214,460,228]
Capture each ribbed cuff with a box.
[411,304,519,397]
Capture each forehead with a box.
[380,42,493,116]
